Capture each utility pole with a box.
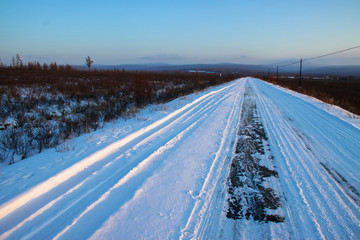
[299,58,302,88]
[276,66,279,80]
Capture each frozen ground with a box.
[0,78,359,239]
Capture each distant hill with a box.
[78,63,269,74]
[149,63,269,74]
[93,63,173,71]
[74,63,360,76]
[302,65,360,76]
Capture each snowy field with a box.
[0,78,359,239]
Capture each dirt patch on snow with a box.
[226,86,284,223]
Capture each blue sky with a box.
[0,0,359,65]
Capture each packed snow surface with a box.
[0,78,359,239]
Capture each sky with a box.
[0,0,359,66]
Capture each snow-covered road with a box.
[0,78,359,239]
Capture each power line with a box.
[273,45,360,69]
[260,45,360,87]
[264,45,360,88]
[303,45,360,62]
[278,60,300,68]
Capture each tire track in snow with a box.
[251,79,360,239]
[53,83,239,240]
[181,78,288,240]
[179,79,245,240]
[0,81,240,239]
[224,79,288,239]
[280,99,360,202]
[253,80,360,227]
[252,81,330,239]
[319,162,360,206]
[264,84,360,188]
[54,115,204,240]
[0,83,232,222]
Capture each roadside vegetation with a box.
[263,75,360,116]
[0,61,241,164]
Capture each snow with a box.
[2,117,18,128]
[0,78,359,239]
[269,82,360,130]
[250,79,360,239]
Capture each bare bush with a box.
[0,67,240,164]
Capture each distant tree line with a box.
[0,54,74,72]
